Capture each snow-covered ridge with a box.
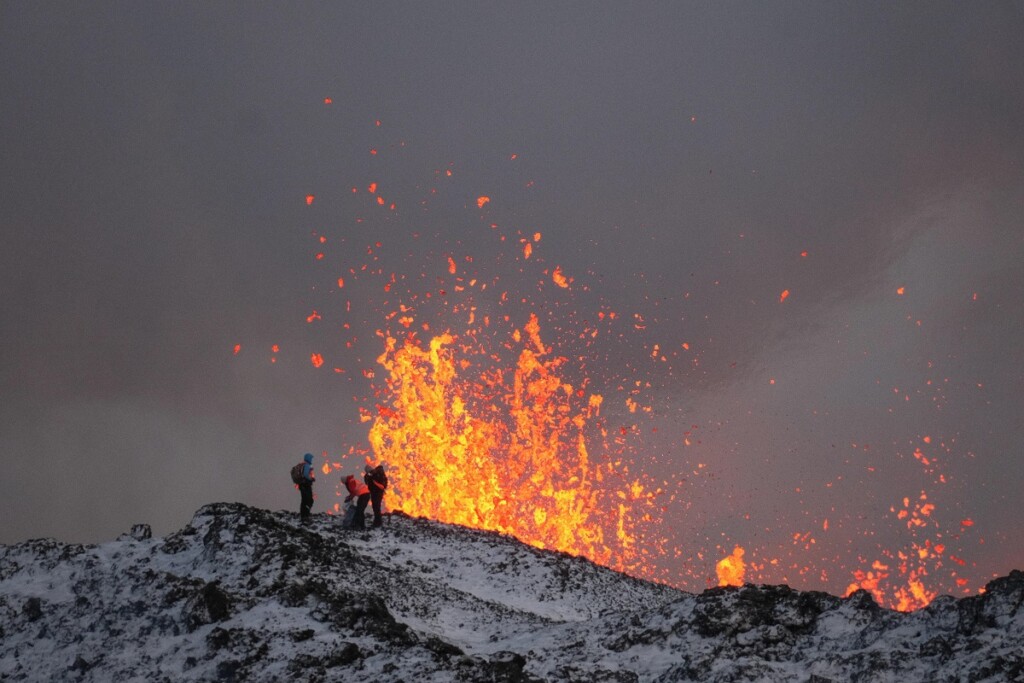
[1,502,1021,682]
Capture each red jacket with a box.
[344,475,369,499]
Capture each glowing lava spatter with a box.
[365,313,657,573]
[717,546,746,587]
[842,491,946,611]
[256,109,992,612]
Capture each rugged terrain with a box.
[1,502,1022,682]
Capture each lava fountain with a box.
[364,313,657,574]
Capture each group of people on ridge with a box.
[342,464,388,529]
[293,453,388,530]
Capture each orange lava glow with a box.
[364,314,656,573]
[717,546,746,586]
[845,566,937,612]
[840,491,957,611]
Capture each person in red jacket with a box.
[342,474,371,530]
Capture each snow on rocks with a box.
[0,502,1022,682]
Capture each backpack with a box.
[370,465,388,490]
[290,462,305,485]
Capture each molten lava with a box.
[365,313,655,573]
[717,546,746,587]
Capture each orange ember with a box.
[552,266,570,289]
[365,314,653,571]
[717,546,746,587]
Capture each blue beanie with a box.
[304,453,314,464]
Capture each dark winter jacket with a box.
[365,465,388,495]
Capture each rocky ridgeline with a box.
[0,502,1021,682]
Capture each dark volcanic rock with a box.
[184,580,233,631]
[22,596,42,622]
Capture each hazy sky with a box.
[2,2,1022,600]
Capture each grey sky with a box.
[2,3,1022,601]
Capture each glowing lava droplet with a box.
[552,266,570,289]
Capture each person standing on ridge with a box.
[364,463,388,528]
[298,453,316,524]
[343,474,371,530]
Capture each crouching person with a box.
[342,474,371,530]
